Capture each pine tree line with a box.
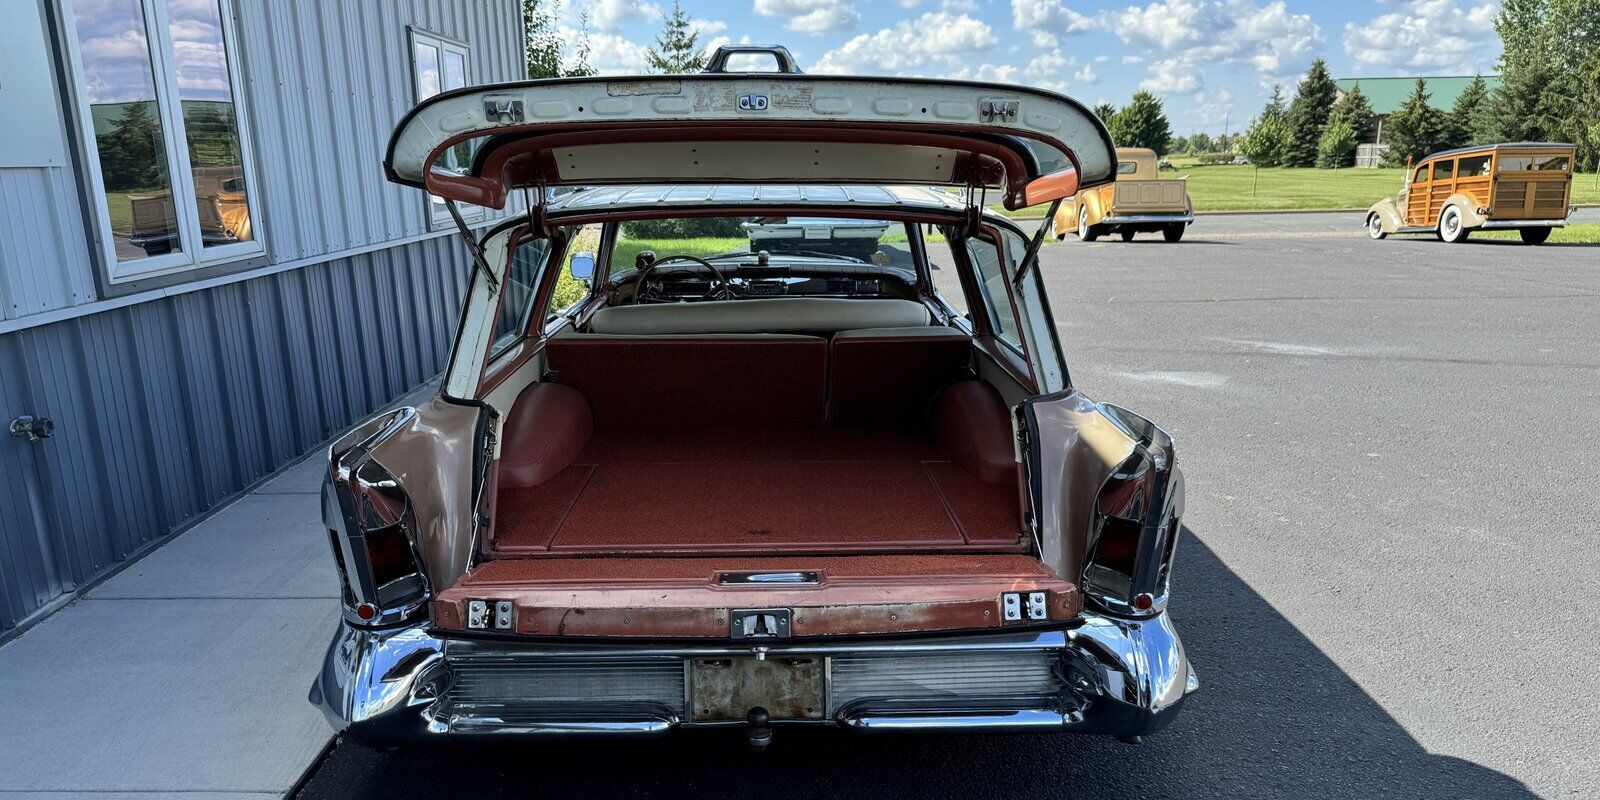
[1239,0,1599,171]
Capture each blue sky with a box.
[559,0,1504,134]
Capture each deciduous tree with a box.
[1239,86,1290,167]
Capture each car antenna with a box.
[445,197,499,295]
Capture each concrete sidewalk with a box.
[0,380,438,800]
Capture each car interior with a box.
[478,220,1039,570]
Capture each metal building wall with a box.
[234,0,525,264]
[0,235,470,636]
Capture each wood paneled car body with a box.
[1365,142,1577,244]
[309,46,1197,749]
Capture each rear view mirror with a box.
[569,251,595,282]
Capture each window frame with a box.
[407,26,479,230]
[58,0,267,286]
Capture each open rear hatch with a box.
[384,48,1116,213]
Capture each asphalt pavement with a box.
[286,216,1594,799]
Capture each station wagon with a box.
[309,46,1196,749]
[1366,142,1577,244]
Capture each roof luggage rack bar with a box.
[703,45,803,74]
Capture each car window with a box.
[924,226,967,316]
[1536,156,1570,172]
[963,236,1022,351]
[490,238,552,357]
[1413,165,1429,184]
[1458,155,1491,177]
[548,224,601,323]
[1432,160,1455,182]
[1116,161,1138,175]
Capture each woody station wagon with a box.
[310,46,1197,749]
[1366,142,1577,244]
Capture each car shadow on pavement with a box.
[296,530,1538,800]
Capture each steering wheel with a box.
[632,255,736,304]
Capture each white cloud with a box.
[1074,63,1097,84]
[586,0,659,31]
[813,12,997,74]
[577,29,651,73]
[690,18,728,37]
[1342,0,1500,73]
[941,0,979,11]
[1193,88,1235,127]
[1141,57,1202,93]
[1010,0,1094,48]
[753,0,860,34]
[1108,0,1321,91]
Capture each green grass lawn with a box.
[990,167,1600,215]
[1474,222,1600,244]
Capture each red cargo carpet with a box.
[493,426,1022,556]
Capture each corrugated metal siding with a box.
[233,0,524,264]
[0,235,470,636]
[0,168,98,321]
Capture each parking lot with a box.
[293,217,1597,799]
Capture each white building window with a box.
[63,0,264,283]
[410,28,476,227]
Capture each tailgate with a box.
[434,554,1079,638]
[1112,179,1188,214]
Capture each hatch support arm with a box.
[445,198,499,295]
[1011,199,1062,286]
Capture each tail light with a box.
[1082,405,1184,617]
[324,446,431,627]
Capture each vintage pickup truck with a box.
[310,46,1196,749]
[1365,142,1577,244]
[1053,147,1193,242]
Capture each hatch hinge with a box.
[961,180,988,238]
[522,184,554,240]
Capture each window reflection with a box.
[73,0,181,261]
[169,0,254,247]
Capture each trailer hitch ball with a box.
[746,707,772,752]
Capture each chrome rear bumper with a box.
[1101,213,1194,227]
[309,610,1197,745]
[1479,218,1568,229]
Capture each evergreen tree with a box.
[1107,91,1173,155]
[1490,0,1600,169]
[1445,74,1491,148]
[1091,102,1117,128]
[1238,86,1290,167]
[1381,79,1449,166]
[1327,82,1375,144]
[647,1,708,74]
[97,102,167,191]
[1284,59,1338,168]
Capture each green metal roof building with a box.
[1334,76,1501,145]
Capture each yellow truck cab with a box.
[1365,142,1576,244]
[1053,147,1193,243]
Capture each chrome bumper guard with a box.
[309,611,1198,745]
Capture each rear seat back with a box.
[830,326,973,425]
[588,297,930,336]
[546,334,828,427]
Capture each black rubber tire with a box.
[1163,224,1185,243]
[1520,227,1552,245]
[1119,230,1136,242]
